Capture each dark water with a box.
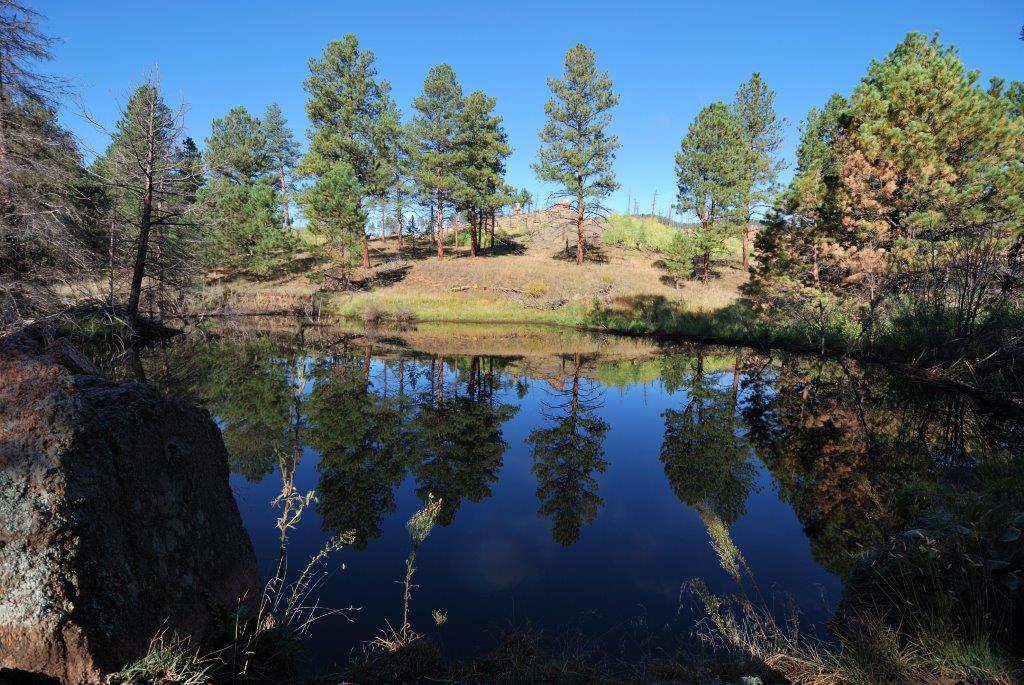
[113,323,1018,671]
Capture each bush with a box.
[361,303,384,325]
[393,307,417,324]
[663,232,700,281]
[523,281,548,298]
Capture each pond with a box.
[104,321,1019,672]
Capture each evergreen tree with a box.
[260,103,301,228]
[100,81,199,333]
[732,73,784,270]
[300,34,396,268]
[175,137,204,201]
[755,33,1024,360]
[0,0,93,328]
[834,33,1024,346]
[674,102,748,283]
[302,160,367,266]
[455,89,510,256]
[199,105,299,276]
[204,105,271,184]
[409,63,464,259]
[198,178,297,277]
[533,43,620,265]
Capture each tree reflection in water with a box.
[115,330,1020,580]
[527,352,609,546]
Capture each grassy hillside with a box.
[193,208,765,344]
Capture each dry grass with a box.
[336,211,745,325]
[183,210,747,336]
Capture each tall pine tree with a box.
[455,90,510,257]
[409,64,464,260]
[300,34,397,268]
[261,103,300,228]
[674,102,748,283]
[100,81,199,333]
[732,73,784,270]
[534,44,620,265]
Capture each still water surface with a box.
[115,323,1012,670]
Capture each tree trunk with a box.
[280,167,290,229]
[435,192,444,259]
[0,54,7,167]
[742,224,750,270]
[702,249,710,284]
[469,211,479,257]
[395,189,403,249]
[576,198,585,265]
[126,98,157,335]
[108,219,115,310]
[490,211,496,249]
[360,229,370,269]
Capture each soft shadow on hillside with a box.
[550,241,609,263]
[587,294,802,350]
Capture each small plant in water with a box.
[372,495,444,651]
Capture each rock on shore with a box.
[0,336,259,684]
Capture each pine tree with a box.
[302,161,367,268]
[533,43,620,265]
[833,33,1024,347]
[732,73,784,270]
[674,102,748,283]
[198,105,299,276]
[100,81,199,333]
[0,1,92,327]
[203,106,270,184]
[409,64,464,260]
[198,177,297,277]
[260,103,300,228]
[455,90,510,256]
[300,34,397,268]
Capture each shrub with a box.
[523,281,548,298]
[663,232,700,281]
[362,303,385,325]
[393,307,417,324]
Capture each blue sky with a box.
[43,1,1023,217]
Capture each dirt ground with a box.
[199,210,747,323]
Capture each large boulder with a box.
[0,338,259,684]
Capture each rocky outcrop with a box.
[0,337,259,684]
